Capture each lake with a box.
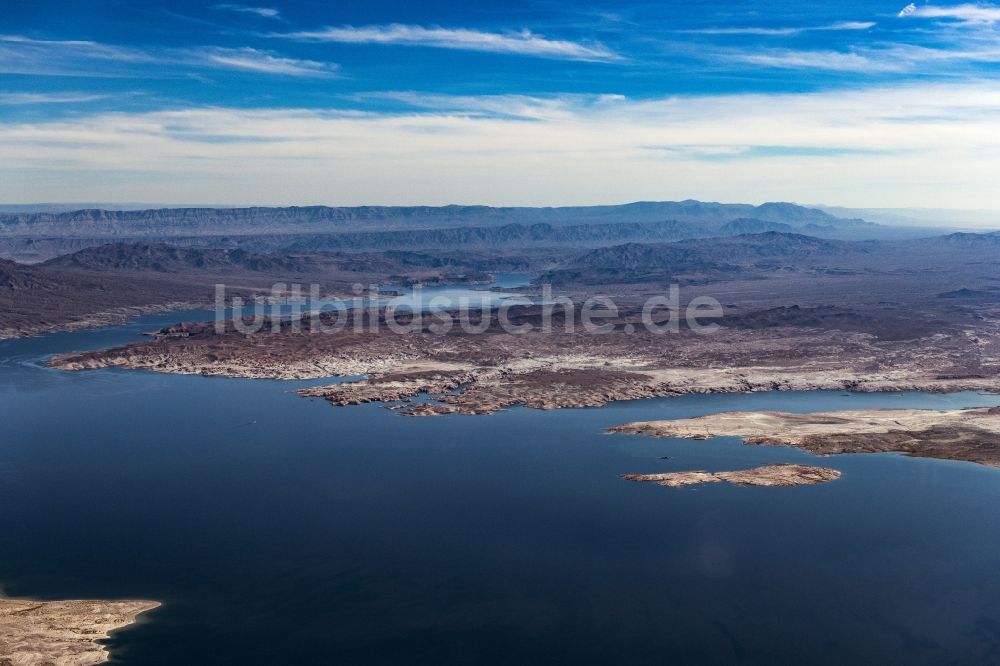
[2,288,999,664]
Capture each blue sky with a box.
[2,1,999,207]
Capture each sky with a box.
[1,0,999,208]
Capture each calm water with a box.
[2,293,1000,664]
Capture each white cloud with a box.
[0,92,109,104]
[899,3,1000,23]
[0,35,153,76]
[276,24,621,62]
[347,91,610,120]
[196,47,337,76]
[0,35,337,78]
[719,35,1000,73]
[212,4,281,19]
[684,21,876,36]
[728,48,906,72]
[2,84,1000,208]
[707,4,1000,74]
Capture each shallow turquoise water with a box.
[1,303,999,664]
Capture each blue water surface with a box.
[1,296,999,665]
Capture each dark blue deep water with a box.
[2,303,1000,664]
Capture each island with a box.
[0,597,159,666]
[622,464,842,488]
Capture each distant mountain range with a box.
[19,201,979,266]
[20,229,999,290]
[284,220,708,252]
[0,201,863,238]
[6,228,1000,338]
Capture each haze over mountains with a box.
[817,206,1000,230]
[4,198,998,338]
[0,200,928,264]
[5,225,998,306]
[3,213,1000,343]
[0,201,857,236]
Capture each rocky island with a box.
[622,464,842,488]
[0,597,159,666]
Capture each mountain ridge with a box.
[41,242,319,274]
[0,201,863,238]
[539,231,870,285]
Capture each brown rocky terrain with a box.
[0,243,544,339]
[538,232,864,285]
[621,464,842,488]
[48,297,1000,417]
[7,224,1000,342]
[610,406,1000,467]
[29,225,1000,423]
[0,597,158,666]
[39,243,327,274]
[0,256,227,340]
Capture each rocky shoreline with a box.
[610,406,1000,467]
[298,363,1000,417]
[0,597,159,666]
[47,303,1000,416]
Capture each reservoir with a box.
[1,297,999,664]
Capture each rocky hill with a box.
[0,258,49,290]
[539,232,866,285]
[673,231,861,260]
[41,243,320,274]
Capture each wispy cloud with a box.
[196,47,336,76]
[718,34,1000,73]
[212,4,281,19]
[685,5,1000,75]
[345,91,621,120]
[0,35,337,78]
[727,48,905,73]
[0,34,153,76]
[898,2,1000,24]
[275,24,621,62]
[683,21,876,36]
[649,144,890,160]
[0,91,110,104]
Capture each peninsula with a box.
[49,299,1000,418]
[0,597,159,666]
[610,406,1000,467]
